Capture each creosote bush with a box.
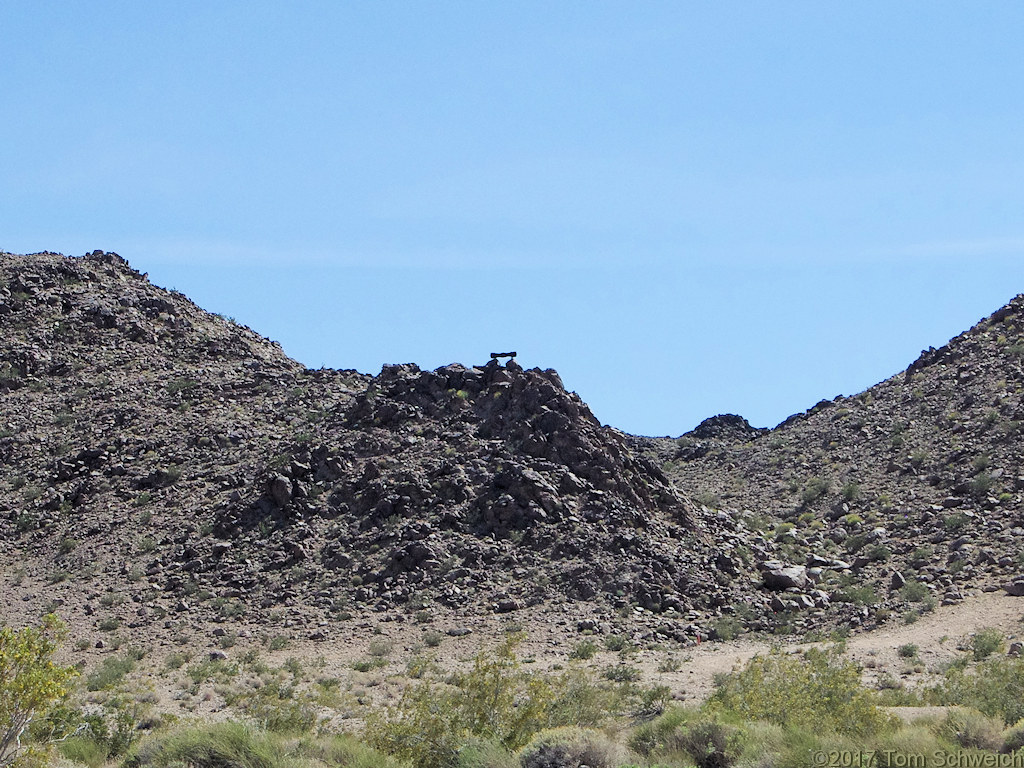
[707,646,894,737]
[931,655,1024,725]
[365,634,631,768]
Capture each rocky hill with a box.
[645,294,1024,634]
[1,249,1022,649]
[0,251,736,646]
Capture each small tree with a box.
[0,615,79,768]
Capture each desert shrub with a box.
[601,635,631,653]
[628,705,696,756]
[368,640,393,658]
[710,617,743,641]
[932,708,1004,751]
[568,640,598,661]
[516,727,630,768]
[841,482,861,501]
[707,647,894,736]
[365,636,616,768]
[970,472,995,500]
[236,682,319,734]
[897,644,919,659]
[454,737,516,768]
[126,722,281,768]
[867,544,891,562]
[267,635,289,651]
[971,628,1005,661]
[602,664,640,683]
[311,733,409,768]
[1002,719,1024,754]
[900,580,930,602]
[351,658,387,673]
[424,630,444,648]
[0,614,80,768]
[800,477,831,505]
[52,700,147,766]
[85,655,136,691]
[58,734,110,768]
[670,717,743,768]
[931,656,1024,724]
[834,585,879,606]
[870,724,945,767]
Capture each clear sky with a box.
[2,2,1022,435]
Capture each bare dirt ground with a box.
[163,591,1024,718]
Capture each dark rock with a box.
[762,564,807,591]
[1004,579,1024,597]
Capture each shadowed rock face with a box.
[212,356,714,616]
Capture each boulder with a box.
[269,474,292,508]
[1004,579,1024,597]
[762,564,807,591]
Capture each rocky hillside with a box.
[646,294,1024,634]
[1,249,1022,648]
[0,251,741,645]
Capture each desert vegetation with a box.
[4,616,1024,768]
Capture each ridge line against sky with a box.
[2,2,1022,433]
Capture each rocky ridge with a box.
[0,251,744,645]
[647,295,1024,634]
[1,249,1023,648]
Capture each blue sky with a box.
[2,2,1022,434]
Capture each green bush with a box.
[707,647,894,737]
[236,681,319,734]
[897,644,919,659]
[931,656,1024,725]
[85,655,136,691]
[970,472,995,500]
[711,617,743,641]
[628,705,696,757]
[834,585,879,606]
[126,722,281,768]
[0,615,80,768]
[601,635,631,653]
[59,734,110,768]
[365,635,616,768]
[602,664,640,683]
[454,737,516,768]
[800,477,831,505]
[971,628,1005,661]
[900,580,930,602]
[516,727,630,768]
[672,717,743,768]
[424,630,444,648]
[52,702,144,766]
[841,482,861,502]
[310,733,410,768]
[932,708,1004,751]
[1002,719,1024,754]
[568,640,599,661]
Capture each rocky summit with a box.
[2,249,1024,647]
